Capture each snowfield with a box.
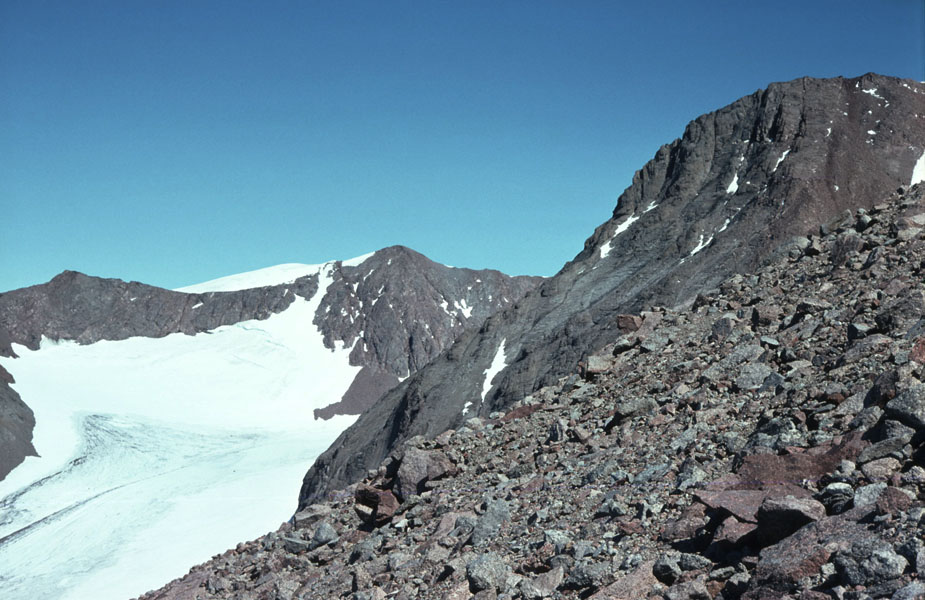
[0,263,363,600]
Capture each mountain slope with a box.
[142,177,925,600]
[300,73,925,506]
[0,248,538,600]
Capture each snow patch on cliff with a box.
[480,338,508,402]
[912,150,925,186]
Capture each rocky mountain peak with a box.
[299,73,925,507]
[142,180,925,600]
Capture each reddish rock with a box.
[712,515,758,546]
[734,431,866,490]
[394,448,457,500]
[875,486,912,515]
[615,517,644,535]
[588,559,657,600]
[354,484,400,526]
[616,314,643,332]
[499,404,540,423]
[661,502,708,541]
[752,506,872,592]
[911,336,925,364]
[752,304,782,327]
[695,489,786,523]
[756,495,826,547]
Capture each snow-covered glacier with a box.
[0,262,363,600]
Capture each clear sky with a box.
[2,1,923,292]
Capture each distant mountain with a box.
[0,246,540,482]
[0,247,539,600]
[300,73,925,506]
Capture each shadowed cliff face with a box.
[300,73,925,507]
[0,248,540,481]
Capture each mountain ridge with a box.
[140,175,925,600]
[0,245,540,482]
[300,73,925,507]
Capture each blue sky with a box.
[2,1,923,291]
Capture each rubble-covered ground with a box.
[140,184,925,600]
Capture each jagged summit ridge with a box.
[300,73,925,506]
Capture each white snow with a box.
[726,173,739,194]
[867,130,877,135]
[912,150,925,186]
[480,338,508,402]
[599,214,639,259]
[0,263,363,600]
[454,299,473,319]
[175,263,323,293]
[341,251,375,267]
[191,302,203,309]
[826,127,832,137]
[644,201,658,213]
[175,253,374,293]
[773,150,790,172]
[861,88,884,99]
[834,185,840,192]
[690,233,713,256]
[718,218,731,233]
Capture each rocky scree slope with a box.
[300,73,925,507]
[142,183,925,600]
[0,246,539,480]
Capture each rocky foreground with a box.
[140,184,925,599]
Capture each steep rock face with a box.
[0,378,35,481]
[312,246,540,417]
[300,73,925,506]
[0,247,539,481]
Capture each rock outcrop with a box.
[300,73,925,506]
[140,182,925,600]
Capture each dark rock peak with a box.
[299,73,925,506]
[316,245,540,379]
